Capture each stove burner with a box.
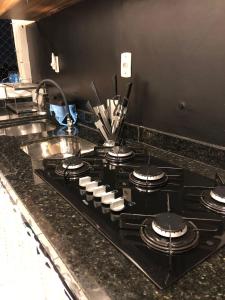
[55,156,90,178]
[103,140,116,147]
[129,165,168,189]
[201,186,225,214]
[106,146,134,162]
[140,214,199,254]
[152,213,187,238]
[133,165,165,181]
[210,186,225,203]
[62,157,84,170]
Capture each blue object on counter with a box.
[8,72,20,83]
[49,104,77,126]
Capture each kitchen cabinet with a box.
[0,0,82,21]
[0,172,73,300]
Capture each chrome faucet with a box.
[35,79,73,133]
[66,115,73,134]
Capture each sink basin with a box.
[0,121,55,136]
[21,136,95,160]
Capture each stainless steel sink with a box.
[0,121,56,136]
[21,136,95,160]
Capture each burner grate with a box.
[120,193,222,254]
[140,217,199,254]
[184,173,225,215]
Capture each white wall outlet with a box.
[55,56,59,73]
[121,52,132,78]
[50,53,55,70]
[50,52,59,73]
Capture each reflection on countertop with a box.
[0,120,55,136]
[21,134,95,185]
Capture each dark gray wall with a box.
[27,0,225,146]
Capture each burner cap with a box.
[133,165,165,181]
[152,212,187,238]
[108,146,133,158]
[55,158,90,179]
[103,140,115,147]
[210,186,225,203]
[62,157,84,170]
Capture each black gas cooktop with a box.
[36,143,225,289]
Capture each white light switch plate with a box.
[50,53,59,73]
[121,52,132,78]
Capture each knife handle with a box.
[126,82,133,99]
[113,74,118,97]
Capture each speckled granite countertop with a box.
[0,127,225,300]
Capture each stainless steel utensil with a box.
[98,105,112,133]
[95,119,111,142]
[90,78,132,143]
[93,106,111,139]
[91,81,114,138]
[111,82,132,134]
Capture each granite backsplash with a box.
[77,109,225,169]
